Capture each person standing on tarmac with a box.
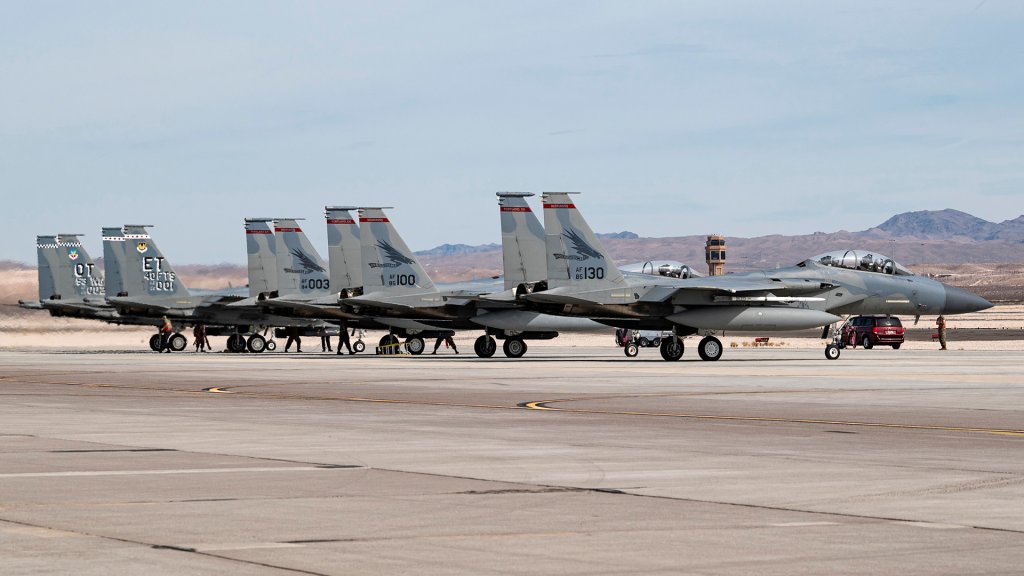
[432,333,458,354]
[284,326,302,353]
[319,327,333,352]
[159,316,173,353]
[193,324,210,352]
[936,315,947,350]
[336,322,354,355]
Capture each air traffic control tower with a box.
[705,234,726,276]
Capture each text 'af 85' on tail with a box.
[542,192,626,291]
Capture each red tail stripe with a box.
[245,230,272,235]
[360,217,389,223]
[275,227,302,233]
[327,219,356,224]
[500,207,531,212]
[543,203,576,209]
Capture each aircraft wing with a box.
[18,300,44,310]
[344,290,446,311]
[639,275,837,304]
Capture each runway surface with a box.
[2,347,1023,575]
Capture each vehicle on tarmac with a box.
[521,192,992,361]
[614,328,671,357]
[840,315,905,349]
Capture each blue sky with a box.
[1,1,1021,264]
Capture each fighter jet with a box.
[342,196,687,358]
[104,224,330,352]
[17,233,158,331]
[522,192,993,361]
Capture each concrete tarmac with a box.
[1,347,1023,575]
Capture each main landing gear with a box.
[474,335,498,358]
[502,337,528,358]
[151,332,187,352]
[696,336,723,362]
[659,336,684,361]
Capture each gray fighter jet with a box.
[342,201,611,357]
[17,232,164,333]
[104,224,328,352]
[522,192,992,361]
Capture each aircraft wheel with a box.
[169,333,187,352]
[862,335,873,350]
[892,343,901,350]
[825,344,841,360]
[227,334,247,353]
[503,338,527,358]
[353,340,365,353]
[149,334,162,351]
[247,334,267,353]
[624,343,639,357]
[651,337,661,347]
[474,335,497,358]
[639,337,650,347]
[406,336,425,355]
[266,340,277,351]
[659,337,683,361]
[697,336,723,362]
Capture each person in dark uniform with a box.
[336,322,354,355]
[285,326,302,353]
[432,333,458,354]
[319,327,333,352]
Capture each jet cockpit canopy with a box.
[621,260,704,279]
[806,250,913,276]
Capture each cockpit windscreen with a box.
[807,250,913,276]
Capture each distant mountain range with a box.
[415,209,1024,281]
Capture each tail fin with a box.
[497,192,547,291]
[273,218,331,297]
[102,227,127,297]
[245,218,277,298]
[325,206,362,293]
[358,207,435,294]
[36,235,59,300]
[55,234,104,299]
[542,192,625,289]
[120,225,191,299]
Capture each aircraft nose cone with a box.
[943,285,993,314]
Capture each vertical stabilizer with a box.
[273,218,331,297]
[36,235,59,300]
[497,192,547,291]
[55,234,103,299]
[325,206,362,293]
[120,225,190,299]
[542,192,625,289]
[102,227,127,297]
[245,218,277,298]
[358,207,436,294]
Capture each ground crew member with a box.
[193,324,210,352]
[284,326,302,353]
[432,333,458,354]
[936,315,947,350]
[336,322,354,355]
[159,316,173,353]
[319,327,333,352]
